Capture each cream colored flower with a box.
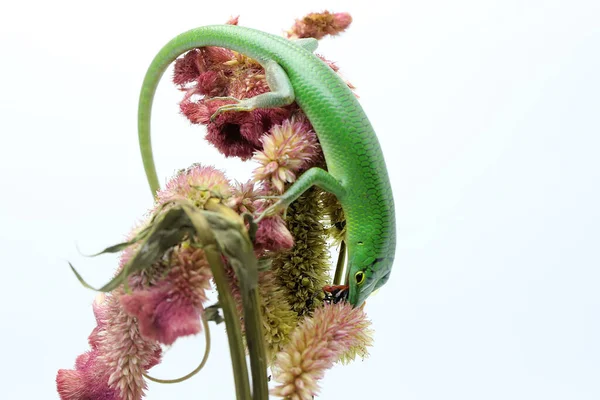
[253,118,318,193]
[271,303,373,399]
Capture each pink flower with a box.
[317,55,357,93]
[180,99,292,160]
[226,181,294,252]
[254,215,294,252]
[120,244,213,345]
[226,15,239,25]
[253,117,320,193]
[57,294,162,400]
[173,49,201,88]
[227,180,263,214]
[57,350,120,400]
[270,303,373,399]
[173,47,233,90]
[174,41,299,160]
[155,164,232,207]
[287,11,353,39]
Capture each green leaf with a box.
[84,224,153,257]
[69,199,259,296]
[204,303,225,325]
[198,209,257,292]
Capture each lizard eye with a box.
[355,271,366,286]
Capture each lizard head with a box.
[346,251,393,307]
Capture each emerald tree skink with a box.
[138,24,396,307]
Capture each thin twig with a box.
[205,247,252,400]
[143,313,212,384]
[241,287,269,400]
[333,240,347,285]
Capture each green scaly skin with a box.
[138,25,396,307]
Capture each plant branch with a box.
[241,287,269,400]
[333,240,347,285]
[143,313,212,384]
[205,247,252,400]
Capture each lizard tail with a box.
[137,25,276,197]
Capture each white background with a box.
[1,0,598,399]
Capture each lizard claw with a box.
[206,96,240,121]
[254,198,287,223]
[205,96,241,103]
[207,97,256,121]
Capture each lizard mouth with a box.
[323,285,349,304]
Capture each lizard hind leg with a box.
[210,59,295,121]
[255,167,346,222]
[292,38,319,52]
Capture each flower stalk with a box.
[241,287,269,400]
[143,314,211,384]
[203,245,252,399]
[202,202,269,399]
[333,240,347,285]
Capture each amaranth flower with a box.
[271,187,330,316]
[56,294,162,400]
[224,266,298,359]
[180,99,292,160]
[287,11,352,40]
[120,243,212,345]
[253,117,319,193]
[270,302,373,400]
[227,180,295,253]
[156,163,232,208]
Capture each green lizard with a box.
[138,24,395,307]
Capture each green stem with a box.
[241,287,269,400]
[205,248,252,400]
[333,240,347,285]
[144,313,211,384]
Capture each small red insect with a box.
[323,285,349,304]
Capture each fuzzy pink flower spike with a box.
[174,39,297,160]
[120,244,213,345]
[287,11,352,39]
[271,302,373,400]
[228,181,295,253]
[57,295,162,400]
[156,163,232,207]
[254,213,295,252]
[180,99,293,160]
[253,118,320,193]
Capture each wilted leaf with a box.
[178,202,257,293]
[204,303,225,325]
[69,199,258,294]
[69,205,194,292]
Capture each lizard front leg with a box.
[209,59,295,121]
[256,167,346,222]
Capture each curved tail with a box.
[137,25,285,197]
[137,32,195,195]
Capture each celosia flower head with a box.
[227,180,262,214]
[271,302,372,399]
[174,38,297,160]
[287,11,352,39]
[254,214,294,252]
[57,294,162,400]
[224,266,298,359]
[120,243,213,345]
[253,118,319,193]
[272,187,330,315]
[156,164,232,207]
[180,99,292,160]
[227,181,295,252]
